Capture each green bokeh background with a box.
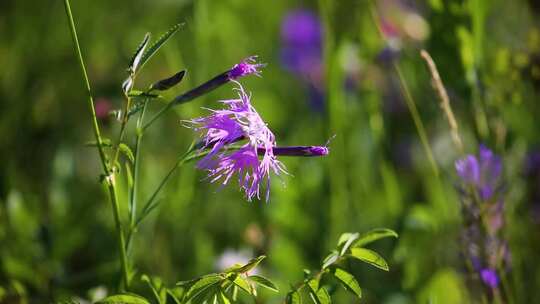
[1,0,540,303]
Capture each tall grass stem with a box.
[63,0,130,290]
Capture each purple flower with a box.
[480,268,499,288]
[455,145,502,201]
[280,10,323,82]
[228,56,266,80]
[187,83,287,201]
[455,155,480,184]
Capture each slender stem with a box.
[112,95,133,167]
[368,4,439,177]
[63,0,108,176]
[63,0,130,290]
[142,100,173,132]
[126,100,148,253]
[135,142,196,227]
[135,155,185,227]
[394,63,439,177]
[107,183,131,290]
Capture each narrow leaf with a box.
[96,293,150,304]
[307,280,321,304]
[150,70,186,91]
[138,23,183,72]
[332,268,362,298]
[337,233,356,247]
[307,281,330,304]
[129,33,150,73]
[248,275,278,292]
[339,233,359,256]
[286,290,302,304]
[218,291,231,304]
[232,275,252,295]
[234,255,265,273]
[353,228,398,248]
[316,288,331,304]
[321,252,339,269]
[350,248,389,271]
[166,289,182,304]
[185,274,223,301]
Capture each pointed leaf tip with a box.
[150,70,186,91]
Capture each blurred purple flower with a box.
[480,268,499,288]
[455,145,502,200]
[456,155,480,184]
[187,83,287,201]
[228,56,266,80]
[280,9,323,84]
[94,98,112,120]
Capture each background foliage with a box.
[1,0,540,303]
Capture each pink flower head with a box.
[228,56,266,80]
[188,82,286,201]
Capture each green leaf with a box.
[119,143,135,163]
[129,33,150,73]
[166,288,182,304]
[353,228,398,248]
[217,291,231,304]
[150,70,186,91]
[316,287,331,304]
[185,274,223,302]
[248,275,278,292]
[307,281,331,304]
[233,255,266,273]
[321,252,339,269]
[332,268,362,298]
[349,248,389,271]
[286,290,302,304]
[138,23,184,73]
[339,233,359,256]
[231,275,252,295]
[190,285,219,304]
[141,274,166,304]
[96,293,150,304]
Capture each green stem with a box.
[135,156,185,227]
[394,63,439,177]
[135,143,196,227]
[367,3,439,177]
[63,0,130,290]
[112,95,133,167]
[142,101,173,132]
[126,100,148,253]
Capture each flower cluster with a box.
[455,145,509,294]
[187,70,328,201]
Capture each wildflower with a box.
[455,145,509,295]
[455,144,502,200]
[187,83,328,201]
[172,56,265,106]
[228,56,266,80]
[94,98,112,120]
[280,9,323,80]
[187,83,286,201]
[480,268,499,288]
